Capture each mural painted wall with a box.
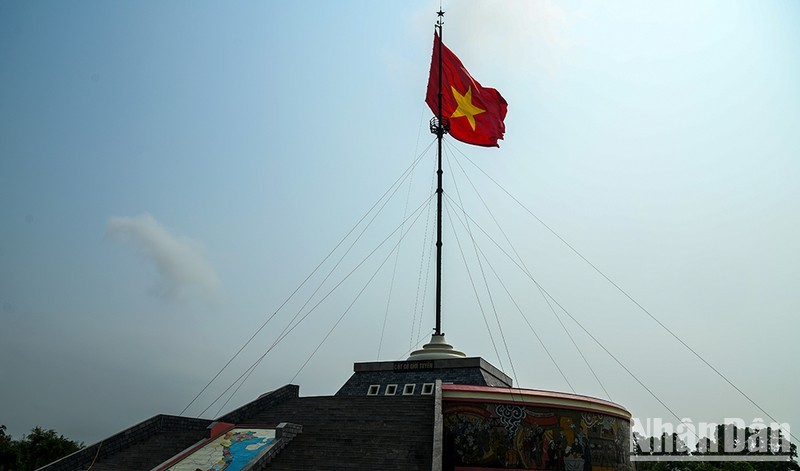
[443,401,632,471]
[166,428,276,471]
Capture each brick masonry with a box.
[336,357,512,396]
[37,415,211,471]
[38,359,516,470]
[246,395,436,470]
[217,384,299,424]
[36,386,299,471]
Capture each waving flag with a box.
[426,33,508,147]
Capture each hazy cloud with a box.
[107,213,222,303]
[445,0,571,78]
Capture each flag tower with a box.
[409,9,508,360]
[409,9,462,359]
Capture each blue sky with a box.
[1,1,798,445]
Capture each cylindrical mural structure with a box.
[442,384,633,471]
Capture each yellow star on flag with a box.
[450,86,485,131]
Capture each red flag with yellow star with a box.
[426,33,508,147]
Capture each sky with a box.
[1,0,798,447]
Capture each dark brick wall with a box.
[481,368,515,387]
[82,430,207,471]
[37,415,211,471]
[248,395,436,470]
[217,383,299,424]
[248,422,303,471]
[38,384,434,470]
[337,366,510,396]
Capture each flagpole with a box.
[408,10,467,359]
[434,9,445,336]
[411,10,504,359]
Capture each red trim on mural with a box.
[455,467,532,471]
[209,421,235,438]
[442,384,628,411]
[522,414,558,426]
[443,395,631,421]
[443,404,494,418]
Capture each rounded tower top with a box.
[407,333,467,360]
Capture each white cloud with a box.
[107,213,222,303]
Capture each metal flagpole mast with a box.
[434,9,445,336]
[410,9,465,359]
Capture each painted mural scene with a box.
[443,402,630,470]
[2,2,798,471]
[165,428,276,471]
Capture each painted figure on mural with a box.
[521,425,544,469]
[583,436,593,471]
[545,437,566,470]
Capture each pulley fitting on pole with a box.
[430,116,450,137]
